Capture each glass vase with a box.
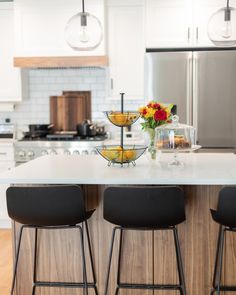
[147,128,157,160]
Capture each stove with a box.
[15,135,107,163]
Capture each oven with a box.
[14,139,105,163]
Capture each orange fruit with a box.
[101,146,124,161]
[124,150,136,161]
[109,112,129,125]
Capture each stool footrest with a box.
[117,283,182,290]
[34,281,96,288]
[213,285,236,291]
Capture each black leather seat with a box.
[210,186,236,294]
[103,186,186,295]
[7,185,98,295]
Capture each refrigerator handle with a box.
[196,27,199,42]
[187,27,190,41]
[192,52,198,141]
[186,53,193,125]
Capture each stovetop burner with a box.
[20,134,107,142]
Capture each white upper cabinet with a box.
[0,3,22,104]
[107,0,145,100]
[14,0,106,57]
[145,0,191,48]
[145,0,236,48]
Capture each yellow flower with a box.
[164,107,171,117]
[145,107,155,118]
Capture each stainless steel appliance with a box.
[15,133,106,163]
[145,49,236,148]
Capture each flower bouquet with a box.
[138,101,173,159]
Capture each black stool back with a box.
[210,186,236,294]
[104,186,186,228]
[7,185,86,226]
[6,185,97,295]
[211,186,236,228]
[103,186,186,295]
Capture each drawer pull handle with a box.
[0,152,7,155]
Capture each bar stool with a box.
[210,186,236,294]
[6,185,98,295]
[103,186,186,295]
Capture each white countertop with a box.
[1,152,236,185]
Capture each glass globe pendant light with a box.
[208,0,236,47]
[65,0,103,51]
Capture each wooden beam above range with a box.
[14,56,109,68]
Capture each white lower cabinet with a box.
[0,164,13,229]
[0,144,15,228]
[107,0,145,100]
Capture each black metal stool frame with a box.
[104,225,186,295]
[11,220,98,295]
[211,225,236,294]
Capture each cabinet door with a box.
[193,0,236,46]
[14,0,105,57]
[145,0,191,48]
[107,0,144,100]
[0,162,14,228]
[0,3,22,102]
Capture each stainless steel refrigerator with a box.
[145,49,236,148]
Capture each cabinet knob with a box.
[73,150,80,155]
[64,150,71,155]
[111,78,114,90]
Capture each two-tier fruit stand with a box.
[96,93,147,167]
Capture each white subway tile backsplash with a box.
[90,84,105,91]
[0,67,144,135]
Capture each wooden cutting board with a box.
[50,91,91,131]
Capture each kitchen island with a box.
[1,153,236,295]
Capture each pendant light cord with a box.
[227,0,230,8]
[82,0,85,13]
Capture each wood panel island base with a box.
[2,154,236,295]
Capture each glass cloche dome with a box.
[155,116,199,166]
[155,115,196,150]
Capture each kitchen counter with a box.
[0,152,236,185]
[2,153,236,295]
